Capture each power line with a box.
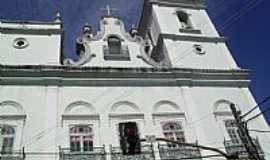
[221,0,264,30]
[249,129,270,133]
[242,95,270,118]
[246,106,270,123]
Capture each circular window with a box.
[13,38,29,49]
[193,44,205,55]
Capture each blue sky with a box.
[0,0,270,123]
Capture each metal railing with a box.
[0,148,25,160]
[224,138,265,159]
[59,146,106,160]
[110,145,155,160]
[158,143,202,160]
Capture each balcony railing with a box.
[110,145,155,160]
[158,144,202,160]
[59,146,106,160]
[224,138,265,159]
[0,148,25,160]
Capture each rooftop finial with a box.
[130,24,138,37]
[54,11,61,23]
[83,23,92,34]
[100,5,117,17]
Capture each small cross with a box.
[101,5,117,16]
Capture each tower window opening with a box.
[103,35,130,61]
[0,125,15,154]
[69,125,94,152]
[176,11,192,29]
[108,36,122,54]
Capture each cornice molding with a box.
[62,114,100,121]
[213,111,233,117]
[161,33,226,43]
[0,19,61,25]
[109,113,145,119]
[0,65,250,87]
[0,114,27,120]
[149,0,206,9]
[152,112,185,118]
[0,21,62,35]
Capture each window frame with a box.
[107,36,122,55]
[13,37,29,49]
[176,11,193,30]
[118,122,141,154]
[0,125,16,154]
[69,125,94,152]
[174,10,201,34]
[161,121,186,148]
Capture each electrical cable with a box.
[248,129,270,133]
[246,106,270,123]
[242,95,270,118]
[222,0,264,30]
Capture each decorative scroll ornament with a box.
[63,24,96,66]
[138,37,168,68]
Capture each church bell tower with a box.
[138,0,238,69]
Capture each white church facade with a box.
[0,0,270,160]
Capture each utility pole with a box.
[230,103,261,160]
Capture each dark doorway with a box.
[119,122,141,155]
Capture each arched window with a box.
[176,11,192,29]
[69,125,93,152]
[108,36,121,55]
[0,125,15,154]
[162,122,185,148]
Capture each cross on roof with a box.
[100,5,117,16]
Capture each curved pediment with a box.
[64,101,96,115]
[213,99,239,117]
[153,100,181,113]
[111,101,140,113]
[63,16,164,68]
[0,100,25,115]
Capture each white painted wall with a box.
[0,22,61,65]
[1,86,269,159]
[164,39,238,69]
[0,2,268,160]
